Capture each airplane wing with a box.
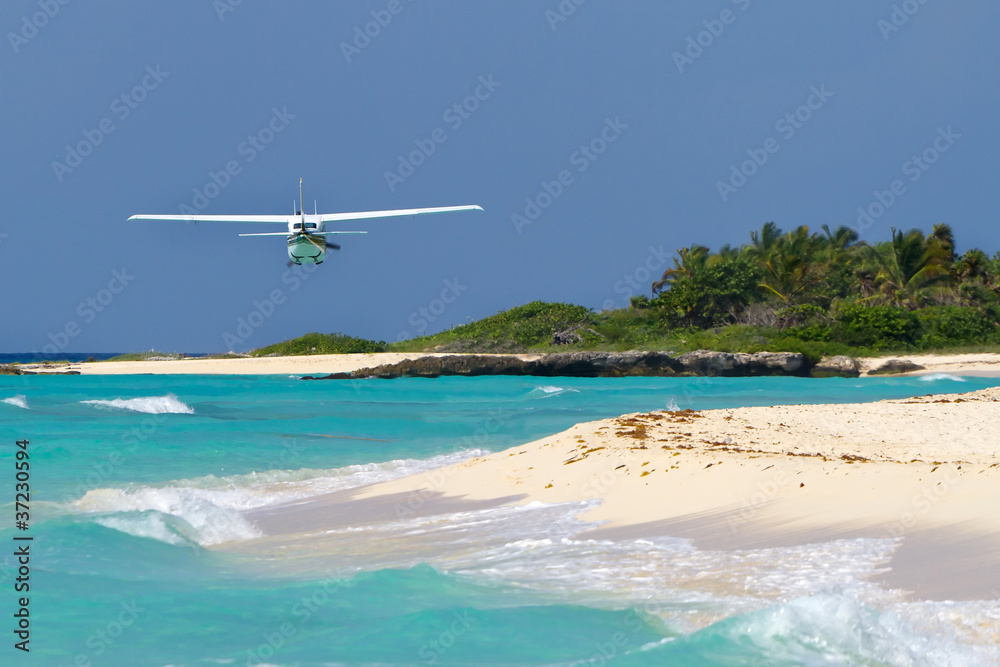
[128,214,292,223]
[237,231,369,237]
[318,205,483,223]
[128,206,482,224]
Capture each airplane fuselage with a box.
[286,216,326,265]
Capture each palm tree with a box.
[651,245,711,295]
[819,224,859,253]
[957,248,990,283]
[928,223,956,264]
[748,222,782,259]
[812,224,862,300]
[758,226,821,302]
[867,228,950,305]
[715,243,742,261]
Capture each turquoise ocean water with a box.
[2,372,999,666]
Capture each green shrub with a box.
[650,256,766,328]
[786,324,832,342]
[105,351,185,361]
[776,303,827,327]
[629,295,650,309]
[391,302,593,352]
[252,333,386,356]
[589,309,669,348]
[916,306,998,348]
[831,304,919,349]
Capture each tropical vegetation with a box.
[630,222,1000,346]
[258,223,1000,359]
[251,332,387,357]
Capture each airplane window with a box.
[305,223,317,229]
[293,223,302,229]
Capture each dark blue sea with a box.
[0,353,214,364]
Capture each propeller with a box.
[285,227,339,266]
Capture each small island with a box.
[256,223,1000,368]
[10,223,1000,378]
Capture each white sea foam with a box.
[80,488,261,545]
[72,449,487,546]
[894,598,1000,655]
[81,394,194,414]
[530,385,579,396]
[1,395,28,409]
[443,514,899,613]
[919,373,968,382]
[68,444,1000,658]
[703,594,998,666]
[93,511,201,547]
[244,495,999,659]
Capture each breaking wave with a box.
[919,373,968,382]
[81,394,194,414]
[1,395,28,409]
[70,449,486,546]
[530,385,580,397]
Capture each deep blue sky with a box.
[3,1,998,353]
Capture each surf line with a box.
[283,434,393,443]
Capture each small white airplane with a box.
[128,179,483,265]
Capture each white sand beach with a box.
[19,352,537,375]
[238,383,1000,602]
[858,352,1000,376]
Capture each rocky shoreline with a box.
[0,365,80,375]
[6,351,937,379]
[302,350,841,380]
